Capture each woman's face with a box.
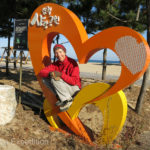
[55,48,66,62]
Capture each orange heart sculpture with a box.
[28,3,150,144]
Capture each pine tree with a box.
[66,0,149,113]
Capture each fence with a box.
[0,47,30,65]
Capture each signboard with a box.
[14,19,28,50]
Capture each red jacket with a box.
[39,56,81,88]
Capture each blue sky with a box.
[0,30,147,61]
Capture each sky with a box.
[0,30,147,61]
[0,2,148,62]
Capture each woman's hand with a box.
[49,71,62,81]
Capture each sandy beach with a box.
[1,60,150,150]
[79,62,121,80]
[79,63,150,87]
[0,60,150,87]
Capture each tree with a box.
[135,0,150,114]
[15,0,63,19]
[67,0,146,33]
[66,0,147,80]
[0,0,63,74]
[102,49,107,80]
[0,0,15,75]
[66,0,149,113]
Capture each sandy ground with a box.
[0,60,150,149]
[1,60,149,79]
[79,63,150,87]
[79,63,121,75]
[0,61,121,76]
[1,60,150,87]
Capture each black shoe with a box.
[55,100,68,107]
[60,101,73,112]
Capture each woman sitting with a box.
[39,44,81,112]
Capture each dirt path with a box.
[0,68,150,149]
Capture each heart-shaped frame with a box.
[28,3,150,144]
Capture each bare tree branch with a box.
[107,12,128,23]
[136,5,141,21]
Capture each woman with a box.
[39,44,81,112]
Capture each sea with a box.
[52,58,120,64]
[75,59,120,64]
[0,56,120,64]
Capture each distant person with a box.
[39,44,81,112]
